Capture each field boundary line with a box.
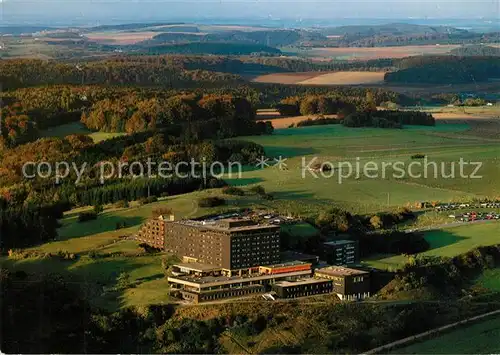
[361,308,500,355]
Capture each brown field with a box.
[298,71,386,85]
[252,72,322,84]
[256,110,338,129]
[252,71,386,85]
[305,44,461,60]
[433,113,497,120]
[84,31,157,44]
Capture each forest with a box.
[451,45,500,57]
[385,56,500,84]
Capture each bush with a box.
[93,204,104,214]
[249,185,266,196]
[152,207,173,218]
[222,186,245,196]
[78,211,98,223]
[138,196,158,205]
[198,196,226,208]
[296,117,341,127]
[411,154,426,159]
[114,200,130,208]
[115,221,127,230]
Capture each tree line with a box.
[343,110,435,128]
[385,56,500,84]
[0,58,243,90]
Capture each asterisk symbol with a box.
[255,156,270,169]
[273,156,288,170]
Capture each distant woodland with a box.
[385,56,500,84]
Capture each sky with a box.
[1,0,499,25]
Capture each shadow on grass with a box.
[69,256,152,311]
[1,256,135,311]
[135,273,164,283]
[265,146,317,158]
[225,177,264,186]
[423,229,469,251]
[58,214,145,240]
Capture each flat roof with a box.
[315,266,368,277]
[172,218,280,233]
[169,269,311,286]
[260,260,309,268]
[280,251,319,262]
[274,277,332,287]
[173,262,221,272]
[323,240,356,246]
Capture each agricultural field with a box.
[256,110,338,129]
[252,72,325,85]
[252,71,386,85]
[287,44,461,60]
[393,315,500,354]
[364,222,500,270]
[0,38,60,59]
[298,71,386,85]
[84,31,159,45]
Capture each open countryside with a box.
[2,8,500,355]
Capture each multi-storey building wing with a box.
[322,240,359,265]
[314,266,370,301]
[164,218,280,271]
[135,216,281,271]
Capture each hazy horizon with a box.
[1,0,499,27]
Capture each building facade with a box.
[164,218,281,271]
[314,266,370,301]
[135,215,169,249]
[168,261,313,303]
[272,278,333,299]
[322,240,359,265]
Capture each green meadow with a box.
[229,123,500,214]
[394,315,500,354]
[363,222,500,270]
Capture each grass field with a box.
[364,222,500,270]
[474,268,500,292]
[228,122,500,215]
[394,316,500,354]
